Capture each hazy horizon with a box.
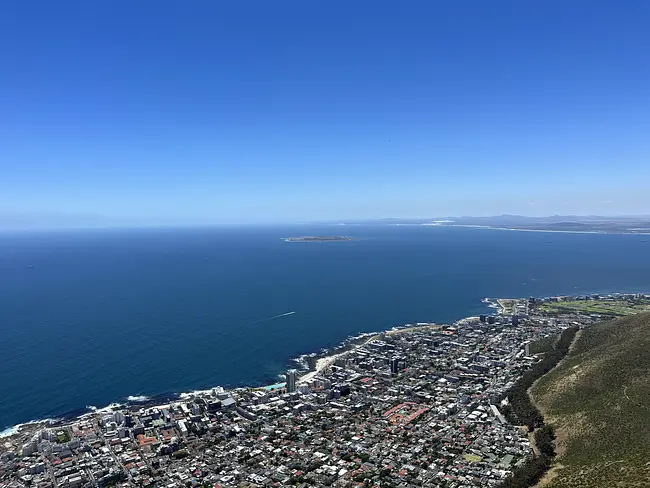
[2,2,649,223]
[2,211,650,231]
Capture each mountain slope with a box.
[530,313,650,488]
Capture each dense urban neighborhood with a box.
[2,294,648,488]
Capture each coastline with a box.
[297,323,441,385]
[423,223,650,236]
[2,291,646,439]
[4,292,650,488]
[0,323,443,438]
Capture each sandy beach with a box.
[430,224,650,236]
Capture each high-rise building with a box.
[390,357,400,375]
[286,369,297,392]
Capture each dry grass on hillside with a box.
[530,313,650,488]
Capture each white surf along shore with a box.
[297,323,442,385]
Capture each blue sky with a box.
[1,1,649,226]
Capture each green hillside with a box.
[530,313,650,488]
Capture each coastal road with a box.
[45,456,58,488]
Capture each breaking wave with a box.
[126,395,150,402]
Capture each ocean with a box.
[1,224,649,432]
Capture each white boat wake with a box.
[248,311,296,325]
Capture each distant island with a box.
[283,236,353,242]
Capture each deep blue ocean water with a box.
[1,225,649,431]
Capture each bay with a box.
[1,225,649,430]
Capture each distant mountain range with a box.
[329,215,650,234]
[2,213,650,234]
